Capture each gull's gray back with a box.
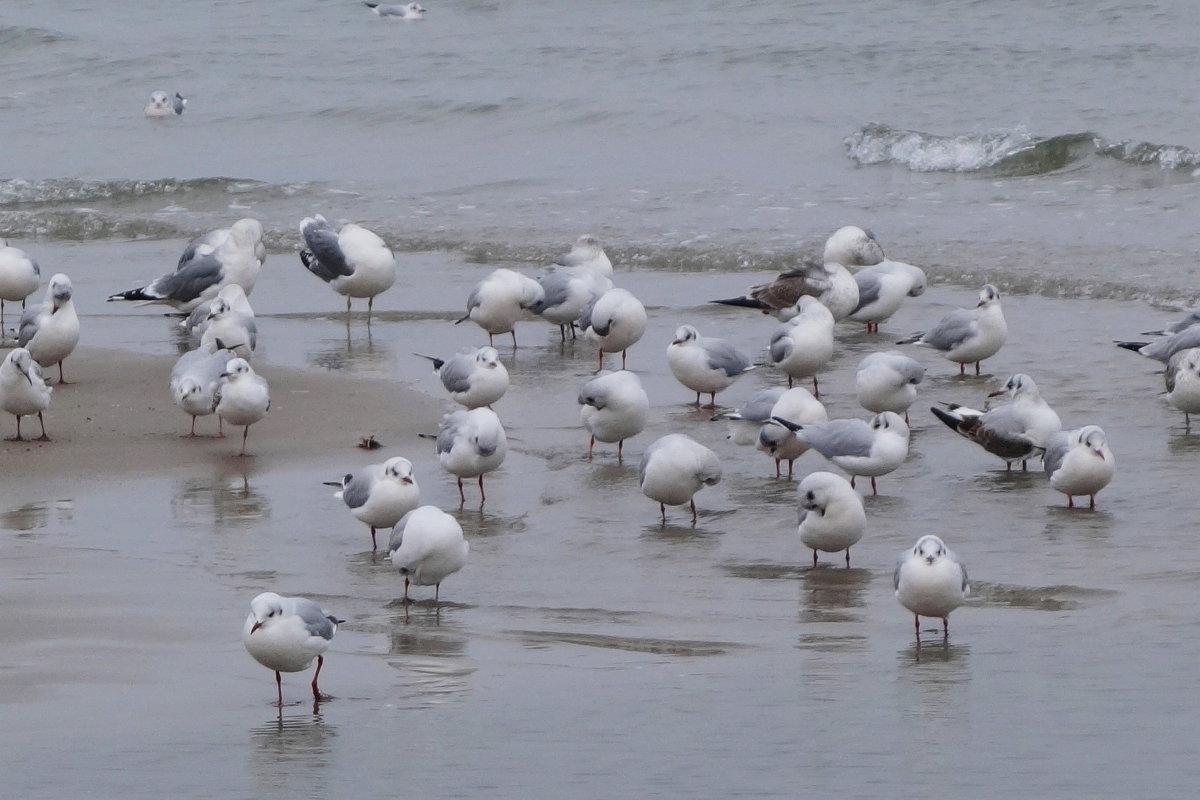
[799,419,874,458]
[702,337,751,377]
[301,218,352,281]
[292,598,337,640]
[439,353,475,394]
[922,308,975,351]
[1041,430,1071,478]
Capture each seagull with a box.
[435,407,507,504]
[198,296,256,359]
[181,284,255,339]
[144,91,187,117]
[667,324,754,408]
[796,471,866,566]
[756,386,828,478]
[529,264,612,341]
[364,1,426,19]
[1166,347,1200,427]
[0,239,40,330]
[1140,308,1200,336]
[554,234,613,274]
[416,347,509,409]
[1043,425,1115,509]
[0,348,52,441]
[932,373,1061,469]
[324,457,420,551]
[18,273,79,384]
[848,260,927,332]
[767,296,835,395]
[712,387,786,446]
[710,226,883,320]
[894,535,969,638]
[854,351,926,422]
[170,342,236,436]
[638,433,722,523]
[108,218,265,312]
[387,506,469,602]
[898,284,1007,375]
[1116,323,1200,364]
[213,357,270,456]
[770,412,910,494]
[578,369,649,461]
[455,268,545,347]
[242,592,342,705]
[579,287,647,369]
[299,214,397,315]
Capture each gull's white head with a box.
[671,324,700,346]
[977,284,1001,308]
[221,358,252,379]
[990,373,1038,401]
[870,411,909,436]
[1076,425,1108,457]
[383,456,416,484]
[912,534,949,566]
[206,297,231,320]
[49,273,73,306]
[476,346,501,368]
[247,592,285,634]
[824,225,885,267]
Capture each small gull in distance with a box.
[638,433,722,524]
[18,273,79,384]
[898,283,1007,375]
[578,369,649,461]
[199,296,256,360]
[0,238,40,330]
[299,214,397,316]
[796,471,866,567]
[1165,347,1200,427]
[531,235,614,341]
[894,535,969,638]
[324,456,420,551]
[435,407,507,504]
[455,268,545,348]
[0,348,52,441]
[364,1,426,19]
[579,287,647,369]
[243,592,342,705]
[771,411,909,495]
[756,386,828,478]
[1042,425,1115,509]
[767,296,834,395]
[388,506,470,603]
[667,324,754,408]
[416,347,509,409]
[144,91,187,117]
[213,357,270,456]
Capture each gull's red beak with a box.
[250,620,263,634]
[987,389,1005,398]
[402,476,414,484]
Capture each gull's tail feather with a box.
[711,296,769,311]
[108,286,158,302]
[414,353,445,370]
[1115,340,1148,352]
[896,331,925,345]
[929,405,963,431]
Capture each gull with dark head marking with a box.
[417,346,509,409]
[1166,347,1200,427]
[712,387,785,446]
[0,238,40,330]
[767,296,834,395]
[181,283,255,340]
[0,348,52,441]
[854,351,925,422]
[639,433,722,523]
[530,263,612,341]
[579,287,646,369]
[667,324,754,408]
[198,295,256,359]
[796,471,866,566]
[756,386,827,478]
[324,457,420,551]
[456,268,545,348]
[579,369,649,461]
[894,535,969,638]
[364,1,426,19]
[771,412,909,494]
[213,358,270,456]
[108,218,265,312]
[1043,425,1114,509]
[299,214,396,315]
[144,91,186,117]
[388,506,469,603]
[435,407,507,504]
[243,592,342,705]
[898,284,1007,375]
[931,373,1061,470]
[848,260,927,332]
[18,273,79,384]
[711,226,882,320]
[170,341,236,436]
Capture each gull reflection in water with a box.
[0,499,75,533]
[172,467,269,529]
[249,709,336,797]
[385,604,476,707]
[306,323,392,376]
[798,566,872,623]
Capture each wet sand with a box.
[3,241,1200,798]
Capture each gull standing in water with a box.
[18,273,79,384]
[667,324,754,408]
[898,284,1007,375]
[388,506,469,602]
[1042,425,1115,508]
[712,387,786,446]
[108,218,265,312]
[579,287,647,369]
[767,296,835,395]
[854,351,925,422]
[639,433,722,523]
[325,457,421,551]
[144,91,186,117]
[1116,324,1200,364]
[770,412,910,494]
[578,370,650,461]
[456,268,545,347]
[243,592,342,705]
[181,283,255,340]
[364,2,426,18]
[0,348,52,441]
[0,239,39,331]
[894,535,969,638]
[756,386,828,478]
[198,296,256,360]
[1166,347,1200,427]
[848,260,927,332]
[931,373,1061,469]
[435,407,508,504]
[796,472,866,566]
[170,341,236,436]
[531,235,614,340]
[299,214,397,316]
[416,347,509,409]
[213,358,270,456]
